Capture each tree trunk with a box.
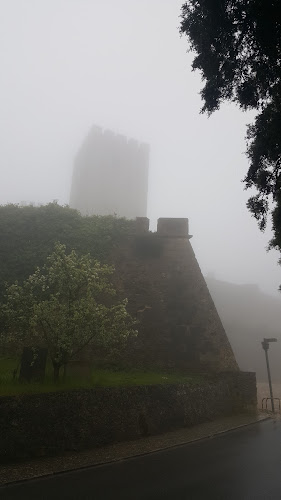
[63,363,67,381]
[53,363,61,383]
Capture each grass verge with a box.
[0,357,204,396]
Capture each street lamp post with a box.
[261,338,277,412]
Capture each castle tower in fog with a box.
[70,126,149,219]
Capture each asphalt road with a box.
[1,419,281,500]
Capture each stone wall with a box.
[109,218,238,373]
[0,372,256,461]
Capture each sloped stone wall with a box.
[110,218,238,373]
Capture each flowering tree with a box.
[1,243,136,381]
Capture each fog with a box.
[1,0,280,298]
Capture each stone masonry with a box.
[0,372,256,460]
[111,217,238,373]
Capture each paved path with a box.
[0,413,265,486]
[1,419,281,500]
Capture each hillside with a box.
[206,277,281,382]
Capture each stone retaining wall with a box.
[0,371,256,461]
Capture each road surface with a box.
[1,419,281,500]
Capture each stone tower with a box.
[112,217,238,373]
[70,126,149,219]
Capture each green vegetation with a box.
[0,202,200,395]
[0,357,203,396]
[0,202,134,301]
[1,242,136,382]
[180,1,281,258]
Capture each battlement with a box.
[135,217,150,233]
[133,217,192,238]
[82,125,150,156]
[157,218,191,238]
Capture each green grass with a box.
[0,357,203,396]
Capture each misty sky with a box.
[1,0,280,297]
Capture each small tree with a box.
[1,243,137,382]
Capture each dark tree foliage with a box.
[0,203,134,301]
[180,0,281,251]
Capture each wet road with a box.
[1,419,281,500]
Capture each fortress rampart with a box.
[109,217,238,373]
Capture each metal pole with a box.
[264,346,275,412]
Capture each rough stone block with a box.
[157,218,189,238]
[135,217,149,233]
